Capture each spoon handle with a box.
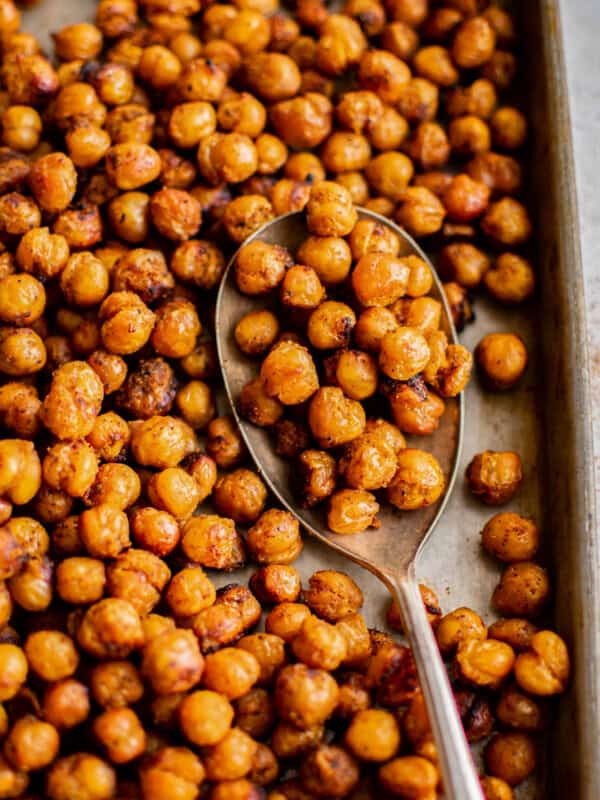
[390,572,485,800]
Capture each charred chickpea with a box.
[466,450,523,504]
[300,744,359,797]
[484,253,535,304]
[307,301,356,351]
[484,732,537,787]
[297,449,337,508]
[496,685,547,732]
[493,562,550,619]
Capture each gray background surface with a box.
[559,0,600,500]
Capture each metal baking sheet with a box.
[20,1,600,797]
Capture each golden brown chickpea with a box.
[85,412,129,462]
[281,265,325,311]
[141,628,204,695]
[241,52,301,104]
[79,503,130,558]
[381,20,419,60]
[343,709,400,763]
[327,489,379,534]
[466,450,523,504]
[259,340,318,405]
[446,78,497,120]
[291,615,347,670]
[99,292,155,355]
[321,132,371,173]
[4,714,59,772]
[338,429,396,488]
[492,562,550,619]
[176,56,228,103]
[174,381,214,431]
[354,308,398,353]
[484,732,537,787]
[396,186,446,236]
[42,678,90,730]
[222,194,275,243]
[24,629,78,682]
[413,44,458,87]
[483,253,535,304]
[352,253,409,308]
[451,15,496,68]
[480,512,539,563]
[53,201,103,249]
[514,630,570,696]
[60,252,109,308]
[404,121,451,171]
[245,508,301,564]
[93,707,146,764]
[137,44,182,91]
[181,514,245,570]
[0,274,45,328]
[357,49,410,106]
[56,556,106,604]
[115,358,176,421]
[4,53,59,106]
[270,93,333,150]
[113,247,175,304]
[90,660,144,709]
[443,173,490,222]
[367,104,409,151]
[295,449,337,509]
[130,415,190,469]
[365,151,414,200]
[307,301,356,351]
[15,226,69,281]
[105,142,161,190]
[439,242,490,289]
[106,547,170,615]
[105,104,154,145]
[490,107,527,151]
[46,753,116,800]
[434,606,487,656]
[213,470,268,525]
[0,642,28,702]
[235,311,280,358]
[53,22,103,60]
[378,327,429,381]
[107,191,150,243]
[379,755,438,798]
[247,566,299,608]
[238,376,284,428]
[1,106,41,153]
[203,726,258,782]
[306,181,357,237]
[166,565,216,618]
[481,776,515,800]
[150,187,202,242]
[235,240,292,296]
[496,684,547,732]
[300,570,362,623]
[207,415,246,469]
[77,597,143,659]
[481,197,532,246]
[42,440,98,498]
[386,448,445,510]
[151,299,201,359]
[275,663,339,729]
[140,746,205,800]
[475,332,528,391]
[455,638,515,689]
[448,115,491,158]
[0,192,41,237]
[336,90,383,134]
[183,451,218,503]
[488,618,538,652]
[326,349,378,400]
[179,690,234,747]
[343,0,385,35]
[0,439,42,506]
[308,386,365,449]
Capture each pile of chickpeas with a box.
[0,0,569,795]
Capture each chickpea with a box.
[491,107,527,150]
[139,746,205,800]
[0,439,41,505]
[307,181,357,237]
[488,618,538,652]
[475,331,528,391]
[213,469,267,525]
[107,191,149,243]
[77,598,143,659]
[235,311,280,358]
[53,22,103,60]
[60,252,109,308]
[0,643,27,701]
[386,448,445,510]
[496,685,547,732]
[182,514,246,570]
[325,349,378,401]
[165,565,215,618]
[1,106,42,152]
[115,358,176,421]
[150,299,201,359]
[446,78,498,119]
[339,432,397,490]
[106,547,170,615]
[367,104,409,150]
[149,187,202,242]
[260,340,319,405]
[24,629,78,683]
[336,90,383,134]
[275,663,339,729]
[248,565,299,606]
[0,274,45,327]
[483,252,535,304]
[484,732,537,787]
[207,415,246,468]
[53,201,103,249]
[105,142,161,190]
[105,104,154,145]
[316,14,367,75]
[308,387,365,449]
[466,450,523,504]
[99,291,155,355]
[3,714,59,772]
[481,512,540,562]
[179,690,234,747]
[434,606,486,656]
[246,509,302,565]
[0,327,46,377]
[46,753,116,800]
[56,556,106,604]
[223,194,275,243]
[296,449,337,508]
[381,20,419,60]
[328,489,379,534]
[455,638,515,689]
[379,755,438,798]
[307,301,356,351]
[481,197,532,246]
[42,678,90,730]
[4,53,59,107]
[16,226,69,281]
[442,173,490,222]
[300,570,362,623]
[130,415,190,469]
[396,186,447,236]
[280,264,325,311]
[66,123,111,169]
[351,253,408,307]
[439,242,490,288]
[299,744,358,797]
[378,328,429,381]
[290,614,347,670]
[344,709,400,763]
[492,562,550,618]
[365,151,413,201]
[481,776,515,800]
[79,503,130,558]
[235,240,292,296]
[270,93,333,150]
[141,628,204,695]
[28,152,77,214]
[42,440,98,498]
[514,630,570,696]
[404,121,450,171]
[93,707,146,764]
[452,15,496,69]
[353,308,396,354]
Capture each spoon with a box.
[215,208,484,800]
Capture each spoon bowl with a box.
[216,208,484,800]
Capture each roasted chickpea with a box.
[0,192,41,238]
[492,562,550,618]
[178,690,235,748]
[481,776,515,800]
[42,678,90,730]
[396,186,447,236]
[365,152,413,201]
[280,264,325,311]
[455,638,515,689]
[488,618,538,652]
[15,226,69,280]
[451,15,496,68]
[386,448,445,510]
[77,597,143,659]
[275,663,339,729]
[379,755,439,798]
[481,197,532,246]
[435,606,487,656]
[296,449,337,508]
[245,509,301,564]
[484,732,537,787]
[56,556,106,605]
[490,107,527,150]
[105,142,161,190]
[308,386,365,449]
[235,311,280,358]
[306,181,357,237]
[328,489,379,534]
[249,565,301,606]
[378,327,429,381]
[442,173,490,223]
[483,252,534,304]
[270,93,333,150]
[140,746,205,800]
[46,753,116,800]
[514,630,570,696]
[99,291,155,355]
[466,450,523,504]
[79,503,130,557]
[206,415,246,469]
[182,514,246,570]
[439,242,490,289]
[23,629,78,683]
[141,628,204,695]
[90,660,144,710]
[481,512,539,562]
[213,469,268,525]
[260,340,318,405]
[1,106,41,153]
[339,432,396,489]
[42,440,98,498]
[93,707,146,764]
[3,714,59,772]
[475,331,528,391]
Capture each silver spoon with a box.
[215,208,484,800]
